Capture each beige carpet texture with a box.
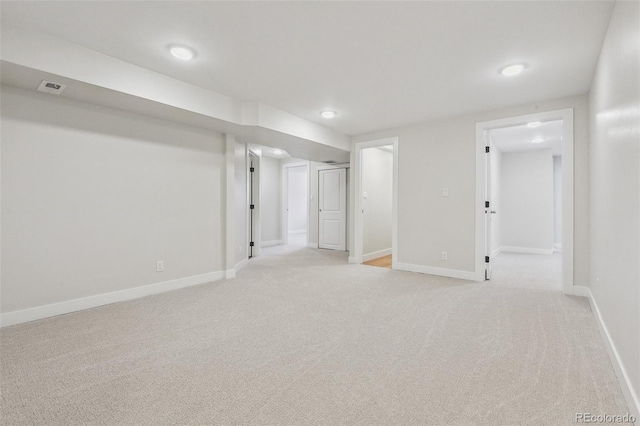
[0,245,631,425]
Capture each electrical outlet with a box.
[156,261,164,272]
[441,252,448,261]
[442,188,449,197]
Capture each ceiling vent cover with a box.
[323,160,337,164]
[37,80,67,95]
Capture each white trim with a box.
[248,150,261,257]
[234,258,249,272]
[500,246,554,255]
[308,242,318,249]
[224,269,236,279]
[571,285,589,298]
[475,108,574,293]
[586,288,640,419]
[0,271,225,328]
[348,256,358,264]
[395,262,477,281]
[362,248,392,262]
[490,247,502,257]
[353,137,399,266]
[261,239,282,247]
[316,163,350,171]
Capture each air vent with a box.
[37,80,67,95]
[323,160,337,164]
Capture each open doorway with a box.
[475,108,574,295]
[361,145,394,268]
[485,120,563,290]
[282,163,309,247]
[352,137,398,268]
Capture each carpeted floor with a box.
[0,244,631,425]
[489,251,562,291]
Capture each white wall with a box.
[287,166,308,233]
[489,144,502,253]
[500,149,554,251]
[352,94,589,278]
[553,156,562,248]
[1,86,225,315]
[362,148,393,258]
[260,156,281,243]
[589,0,639,416]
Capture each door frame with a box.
[248,150,261,257]
[281,161,310,246]
[351,137,399,266]
[474,108,574,294]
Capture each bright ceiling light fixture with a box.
[274,149,284,155]
[527,121,542,128]
[531,137,545,143]
[501,64,525,76]
[170,45,196,60]
[321,110,337,118]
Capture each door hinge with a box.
[250,167,255,172]
[249,242,254,247]
[485,146,490,153]
[485,256,490,263]
[485,201,490,208]
[250,204,255,210]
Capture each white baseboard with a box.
[0,271,224,328]
[500,246,553,255]
[586,288,640,420]
[225,269,236,279]
[571,285,589,297]
[490,247,502,257]
[348,256,359,264]
[307,243,318,249]
[395,262,476,281]
[234,258,249,272]
[261,239,282,247]
[362,248,392,262]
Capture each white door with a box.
[484,131,492,280]
[319,168,346,250]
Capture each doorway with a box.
[282,163,309,247]
[483,120,563,290]
[352,137,399,267]
[475,108,574,295]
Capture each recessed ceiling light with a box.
[170,45,196,60]
[321,110,337,118]
[527,121,542,128]
[501,64,525,76]
[531,137,544,143]
[274,149,283,155]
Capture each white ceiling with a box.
[490,120,563,156]
[1,1,613,136]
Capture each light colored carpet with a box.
[1,244,631,425]
[489,252,562,291]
